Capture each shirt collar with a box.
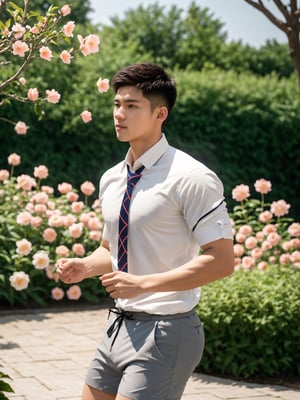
[124,134,169,172]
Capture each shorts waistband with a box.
[108,307,195,321]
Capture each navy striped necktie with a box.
[118,165,144,272]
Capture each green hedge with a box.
[196,266,300,379]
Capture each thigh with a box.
[82,383,115,400]
[118,312,205,400]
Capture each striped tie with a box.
[118,165,144,272]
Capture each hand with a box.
[56,258,87,284]
[100,271,143,299]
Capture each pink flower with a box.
[56,245,69,257]
[43,227,57,243]
[19,77,26,85]
[27,87,39,101]
[17,174,36,191]
[39,46,52,61]
[291,238,300,248]
[279,254,290,265]
[12,40,29,57]
[261,240,272,251]
[12,23,26,39]
[69,223,83,238]
[238,225,252,236]
[89,230,101,241]
[233,244,244,257]
[9,271,30,291]
[16,211,32,225]
[77,34,90,56]
[254,178,272,194]
[66,191,79,202]
[63,214,77,227]
[88,216,102,231]
[288,222,300,237]
[259,211,273,223]
[60,4,71,16]
[31,192,48,204]
[48,214,64,227]
[8,153,21,166]
[80,110,92,123]
[58,182,73,194]
[0,169,9,181]
[32,251,50,270]
[30,25,39,34]
[71,201,84,213]
[257,261,268,271]
[266,232,281,247]
[14,121,28,135]
[245,236,257,250]
[262,224,276,236]
[67,285,82,300]
[80,180,95,196]
[51,287,64,300]
[46,89,61,104]
[16,239,32,256]
[31,216,43,227]
[251,247,263,259]
[85,34,100,53]
[235,232,246,243]
[60,50,72,64]
[290,251,300,263]
[63,21,75,37]
[72,243,85,256]
[242,256,255,270]
[42,185,54,194]
[270,199,290,217]
[34,204,47,214]
[97,77,110,93]
[34,165,49,180]
[232,184,250,202]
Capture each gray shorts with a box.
[85,307,205,400]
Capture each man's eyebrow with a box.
[114,98,141,103]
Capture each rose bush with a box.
[0,154,106,306]
[231,178,300,271]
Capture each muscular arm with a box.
[100,238,234,298]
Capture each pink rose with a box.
[85,34,100,53]
[60,50,72,64]
[251,247,263,259]
[31,216,43,228]
[80,180,95,196]
[9,271,30,291]
[63,21,75,37]
[238,225,252,236]
[34,165,49,179]
[39,46,52,61]
[69,223,83,238]
[262,224,276,236]
[34,204,47,214]
[12,40,29,57]
[72,243,85,256]
[0,169,9,181]
[31,192,48,204]
[58,182,73,194]
[12,23,26,39]
[97,77,110,93]
[290,238,300,248]
[56,245,69,257]
[266,232,281,247]
[232,184,250,202]
[245,236,257,250]
[67,285,82,300]
[235,232,246,243]
[27,87,39,101]
[14,121,28,135]
[290,251,300,263]
[48,214,64,227]
[46,89,61,104]
[16,211,32,225]
[30,25,39,34]
[63,214,77,227]
[88,216,102,231]
[257,261,268,271]
[233,244,244,257]
[16,239,32,256]
[288,222,300,237]
[8,153,21,166]
[242,256,255,270]
[259,211,273,223]
[261,240,272,251]
[60,4,71,16]
[42,185,54,194]
[17,174,36,191]
[89,230,101,241]
[254,178,272,194]
[71,201,85,213]
[279,254,290,265]
[19,77,26,85]
[32,251,50,270]
[80,110,92,123]
[43,228,57,243]
[270,199,290,217]
[66,191,79,202]
[51,287,64,300]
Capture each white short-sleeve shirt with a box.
[99,134,232,314]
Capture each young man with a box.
[57,62,234,400]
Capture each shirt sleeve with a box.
[177,168,233,247]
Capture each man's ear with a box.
[157,106,168,123]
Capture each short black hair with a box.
[112,62,177,113]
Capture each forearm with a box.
[82,244,112,278]
[141,239,234,293]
